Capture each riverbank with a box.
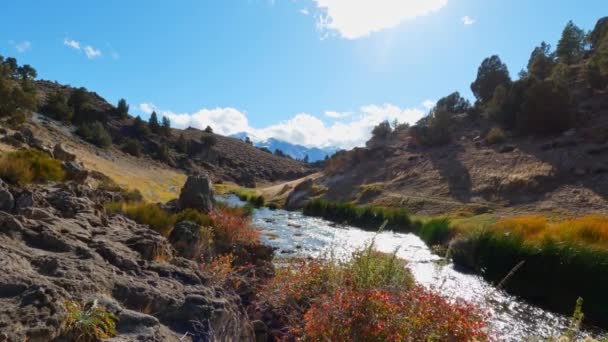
[299,199,608,329]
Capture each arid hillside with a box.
[300,16,608,216]
[31,80,311,186]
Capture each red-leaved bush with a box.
[304,286,489,342]
[258,243,490,341]
[209,208,260,249]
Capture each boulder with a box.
[169,221,203,260]
[63,161,89,183]
[285,178,313,210]
[0,179,14,212]
[498,145,515,153]
[53,143,76,162]
[178,175,215,212]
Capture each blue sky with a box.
[1,0,606,148]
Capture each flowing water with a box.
[220,195,603,341]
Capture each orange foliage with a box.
[304,287,489,342]
[492,215,608,249]
[209,208,260,248]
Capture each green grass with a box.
[450,215,608,328]
[303,199,414,232]
[105,201,212,236]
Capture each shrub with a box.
[200,254,237,286]
[260,240,488,341]
[418,218,453,246]
[0,149,65,185]
[63,299,117,342]
[347,245,414,291]
[105,202,211,236]
[208,208,260,250]
[371,120,392,140]
[519,80,572,133]
[250,195,265,208]
[121,138,142,157]
[76,121,112,148]
[155,144,170,162]
[304,286,488,342]
[303,199,412,232]
[200,133,217,148]
[132,115,150,137]
[486,127,506,145]
[42,90,73,122]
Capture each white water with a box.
[220,195,602,341]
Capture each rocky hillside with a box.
[0,151,275,341]
[32,80,311,187]
[295,17,608,216]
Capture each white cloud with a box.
[64,38,102,59]
[63,38,81,50]
[139,101,427,149]
[422,99,436,109]
[324,110,351,119]
[12,41,32,53]
[300,8,310,15]
[84,45,102,59]
[312,0,448,39]
[461,15,475,26]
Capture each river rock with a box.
[178,174,215,212]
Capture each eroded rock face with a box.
[285,178,314,210]
[0,183,253,341]
[178,175,215,213]
[169,221,203,260]
[0,179,14,212]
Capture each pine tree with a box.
[556,21,586,64]
[116,99,129,118]
[148,111,160,134]
[161,116,171,137]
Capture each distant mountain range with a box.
[230,132,339,162]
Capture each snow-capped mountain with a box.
[230,132,338,162]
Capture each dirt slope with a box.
[309,106,608,216]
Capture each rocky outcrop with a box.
[178,175,215,212]
[169,221,203,260]
[0,182,253,341]
[0,179,14,212]
[62,161,89,183]
[53,143,77,162]
[285,178,314,210]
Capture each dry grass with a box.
[0,149,65,185]
[492,215,608,249]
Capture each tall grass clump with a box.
[303,199,412,232]
[259,239,488,341]
[451,215,608,327]
[105,202,211,236]
[418,218,452,246]
[0,149,65,185]
[62,299,117,342]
